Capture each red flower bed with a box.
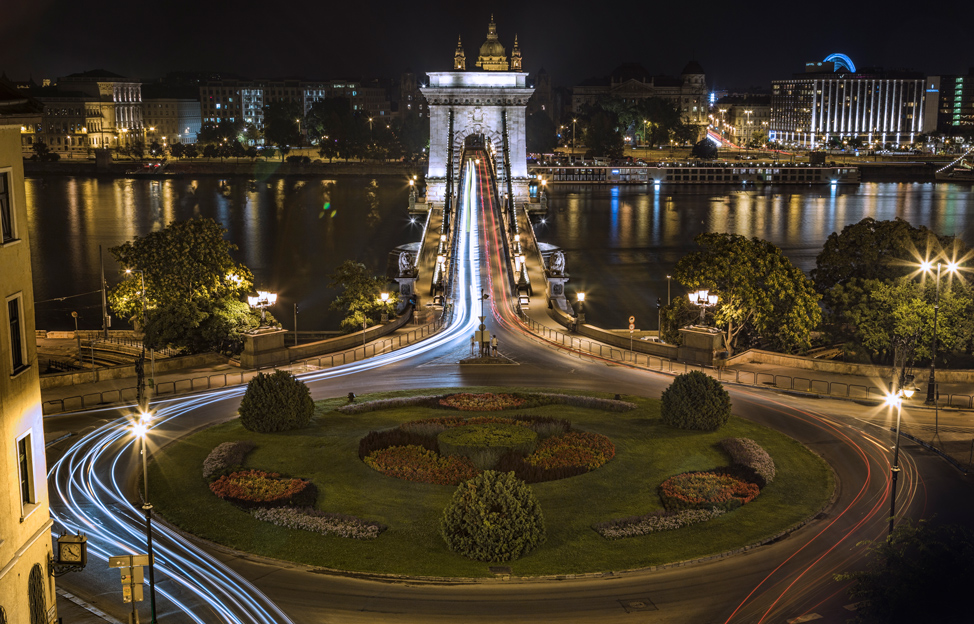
[364,445,480,486]
[438,393,525,411]
[659,471,760,513]
[209,469,317,509]
[525,432,615,470]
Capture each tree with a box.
[672,119,699,145]
[239,370,315,433]
[526,111,558,154]
[197,120,242,145]
[661,371,732,431]
[128,140,145,161]
[582,109,624,159]
[394,114,430,161]
[263,100,303,161]
[690,138,718,160]
[202,143,219,159]
[148,140,165,158]
[675,233,822,355]
[837,521,974,624]
[305,97,367,162]
[182,143,198,159]
[169,143,186,159]
[328,260,397,333]
[108,217,261,353]
[32,140,53,161]
[440,470,546,562]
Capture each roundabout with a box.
[147,388,833,578]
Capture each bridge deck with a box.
[414,202,445,303]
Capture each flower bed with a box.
[720,438,776,487]
[335,392,637,415]
[659,471,760,513]
[525,431,615,470]
[364,445,480,486]
[593,507,727,539]
[202,440,255,480]
[209,469,318,509]
[439,393,525,411]
[252,506,386,540]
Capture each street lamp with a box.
[665,274,672,305]
[576,291,586,324]
[125,268,151,410]
[886,382,917,538]
[247,290,277,325]
[919,260,959,435]
[380,291,390,322]
[688,289,718,324]
[132,412,158,623]
[571,118,577,165]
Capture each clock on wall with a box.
[50,532,88,576]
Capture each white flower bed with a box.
[252,506,386,540]
[720,438,776,484]
[202,441,255,479]
[594,507,726,539]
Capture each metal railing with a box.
[515,310,974,409]
[42,317,445,415]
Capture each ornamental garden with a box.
[148,372,833,577]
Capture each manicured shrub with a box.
[337,395,440,415]
[495,452,588,484]
[202,440,255,480]
[440,471,546,562]
[660,371,732,431]
[658,471,760,513]
[524,431,615,471]
[593,507,727,539]
[438,423,538,469]
[364,445,480,486]
[239,370,314,433]
[439,393,525,411]
[358,429,438,460]
[720,437,776,487]
[335,392,636,415]
[252,507,386,539]
[209,469,317,509]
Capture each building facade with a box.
[715,96,771,146]
[770,54,925,148]
[22,70,144,157]
[142,98,202,146]
[922,71,974,135]
[571,62,709,127]
[0,81,57,624]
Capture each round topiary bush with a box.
[239,370,314,433]
[660,370,732,431]
[438,423,538,469]
[440,470,546,562]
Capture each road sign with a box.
[629,315,635,324]
[122,583,144,603]
[120,567,144,585]
[109,554,151,568]
[629,323,635,331]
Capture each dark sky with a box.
[2,0,970,89]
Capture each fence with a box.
[42,317,445,415]
[516,311,974,409]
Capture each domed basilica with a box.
[453,16,522,72]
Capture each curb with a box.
[57,589,125,624]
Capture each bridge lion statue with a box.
[551,250,566,275]
[398,251,414,276]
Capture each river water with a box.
[24,177,974,332]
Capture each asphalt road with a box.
[47,156,974,624]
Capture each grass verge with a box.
[149,386,833,577]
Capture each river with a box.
[24,177,974,332]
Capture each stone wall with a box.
[726,349,974,383]
[39,352,227,389]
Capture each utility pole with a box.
[100,245,110,339]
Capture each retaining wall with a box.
[726,349,974,383]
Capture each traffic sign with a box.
[629,323,635,331]
[109,554,151,568]
[629,315,635,324]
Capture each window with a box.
[0,171,12,242]
[8,295,26,373]
[18,433,34,506]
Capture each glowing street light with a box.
[886,382,917,538]
[688,289,718,324]
[247,290,277,324]
[132,411,158,622]
[379,291,390,322]
[918,260,960,432]
[576,291,586,324]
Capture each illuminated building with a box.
[571,62,709,129]
[0,80,58,623]
[141,82,202,146]
[716,96,771,146]
[922,70,974,135]
[770,53,925,148]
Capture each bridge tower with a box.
[421,17,534,207]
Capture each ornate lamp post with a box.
[132,412,157,622]
[247,290,277,325]
[886,382,917,538]
[380,292,390,322]
[688,289,718,324]
[919,260,959,436]
[576,291,586,324]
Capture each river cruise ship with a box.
[530,163,860,185]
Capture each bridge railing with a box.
[42,317,446,415]
[513,309,974,409]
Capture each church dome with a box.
[479,38,506,58]
[681,60,705,75]
[476,15,509,71]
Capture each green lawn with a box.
[149,387,833,577]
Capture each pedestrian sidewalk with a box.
[56,589,124,624]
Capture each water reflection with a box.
[541,182,974,330]
[26,176,412,331]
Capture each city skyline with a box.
[3,0,971,89]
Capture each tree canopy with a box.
[837,521,974,624]
[263,100,303,160]
[526,112,558,154]
[675,233,821,355]
[582,109,624,159]
[328,260,398,333]
[108,217,263,353]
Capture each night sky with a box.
[2,0,970,89]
